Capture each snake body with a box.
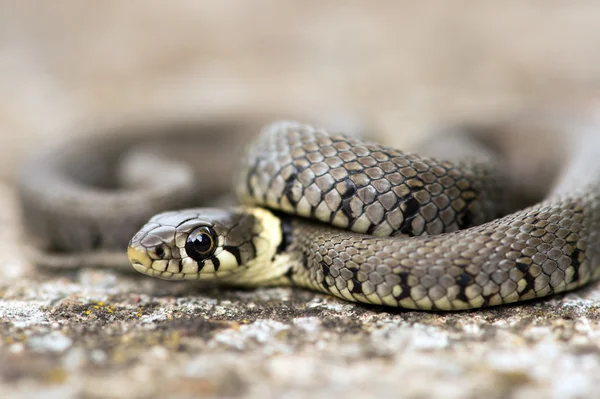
[20,118,600,310]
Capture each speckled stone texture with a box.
[4,2,600,398]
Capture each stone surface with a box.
[2,2,600,398]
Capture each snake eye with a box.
[185,226,216,261]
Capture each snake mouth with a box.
[127,242,218,280]
[131,261,149,274]
[127,244,152,274]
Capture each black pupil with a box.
[185,227,216,262]
[155,247,165,258]
[192,233,212,254]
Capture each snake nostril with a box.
[155,246,165,258]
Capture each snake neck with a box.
[216,208,299,287]
[270,217,366,301]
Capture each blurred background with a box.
[2,0,600,179]
[3,3,600,397]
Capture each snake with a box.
[18,116,600,310]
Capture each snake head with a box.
[127,207,287,284]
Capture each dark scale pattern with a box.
[237,121,502,238]
[235,122,600,309]
[288,194,600,310]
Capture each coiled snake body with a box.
[20,118,600,310]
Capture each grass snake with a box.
[19,116,600,310]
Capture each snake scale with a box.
[19,117,600,310]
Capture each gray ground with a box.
[3,2,600,398]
